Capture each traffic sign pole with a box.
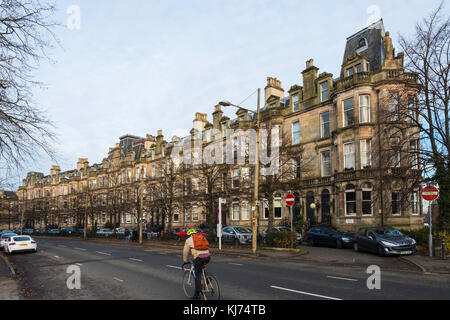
[286,194,295,248]
[422,186,439,257]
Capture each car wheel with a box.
[377,245,385,257]
[336,240,343,249]
[307,238,315,247]
[353,242,359,252]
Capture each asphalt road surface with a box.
[5,237,450,300]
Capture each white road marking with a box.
[327,276,358,282]
[228,263,243,266]
[74,248,86,251]
[96,251,111,256]
[113,277,124,282]
[128,258,143,262]
[270,285,343,301]
[54,256,60,259]
[166,265,183,270]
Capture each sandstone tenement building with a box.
[12,20,423,233]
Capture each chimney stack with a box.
[302,59,319,100]
[264,77,284,103]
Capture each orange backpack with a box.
[192,233,209,250]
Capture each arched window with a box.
[345,184,356,216]
[173,207,179,222]
[362,183,373,215]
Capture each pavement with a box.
[401,255,450,274]
[0,251,20,300]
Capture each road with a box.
[5,237,450,300]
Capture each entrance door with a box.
[306,192,315,223]
[293,192,300,226]
[321,189,330,224]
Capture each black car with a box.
[353,227,417,257]
[61,227,74,235]
[304,225,354,249]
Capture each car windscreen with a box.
[235,227,251,233]
[374,228,404,237]
[2,234,16,239]
[13,237,31,242]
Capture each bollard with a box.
[442,239,447,260]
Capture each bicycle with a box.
[182,261,220,300]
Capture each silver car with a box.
[0,233,17,250]
[222,226,253,245]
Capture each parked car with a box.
[48,229,60,235]
[96,228,113,237]
[263,226,302,243]
[221,226,253,245]
[200,227,217,239]
[177,228,207,241]
[4,235,37,254]
[36,228,47,234]
[353,227,417,257]
[304,225,354,249]
[1,230,13,235]
[12,229,21,234]
[61,227,74,235]
[0,233,17,250]
[22,228,34,235]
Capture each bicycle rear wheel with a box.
[182,270,196,298]
[203,274,220,300]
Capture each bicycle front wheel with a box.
[203,274,220,300]
[182,270,196,298]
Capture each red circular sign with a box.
[286,194,295,206]
[422,186,439,202]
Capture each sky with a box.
[13,0,444,188]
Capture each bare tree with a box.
[0,0,58,183]
[146,159,178,234]
[398,2,450,228]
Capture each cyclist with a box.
[182,228,210,300]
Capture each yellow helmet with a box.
[187,229,197,236]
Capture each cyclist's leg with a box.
[193,258,204,298]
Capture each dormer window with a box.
[359,38,367,48]
[356,38,368,53]
[346,67,354,77]
[292,94,299,111]
[320,81,328,102]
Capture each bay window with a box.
[359,95,371,123]
[344,142,355,170]
[343,98,354,127]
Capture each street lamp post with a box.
[219,88,261,254]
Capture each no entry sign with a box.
[422,186,439,202]
[286,194,295,206]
